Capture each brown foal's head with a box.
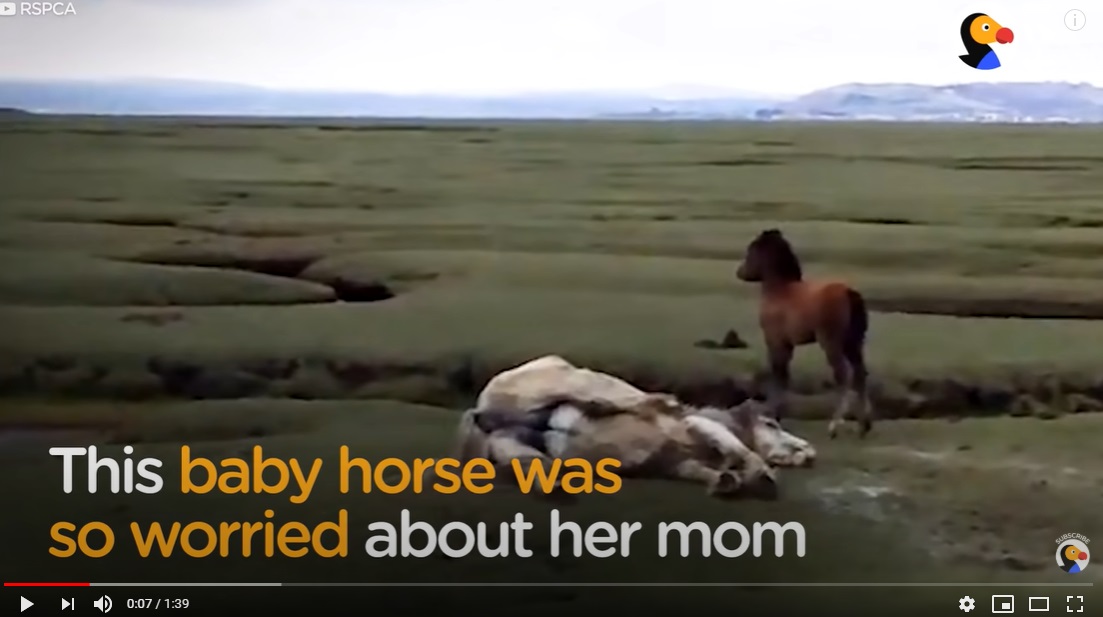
[735,229,803,283]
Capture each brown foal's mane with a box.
[752,229,803,282]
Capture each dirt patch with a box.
[693,329,749,350]
[812,478,904,523]
[298,253,440,300]
[329,280,395,302]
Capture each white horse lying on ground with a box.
[454,355,816,498]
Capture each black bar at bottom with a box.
[5,584,1093,616]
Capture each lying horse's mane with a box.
[752,229,803,282]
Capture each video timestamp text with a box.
[127,598,191,609]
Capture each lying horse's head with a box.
[735,228,803,283]
[717,400,817,468]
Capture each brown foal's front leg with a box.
[766,340,794,423]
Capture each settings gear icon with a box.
[959,596,976,612]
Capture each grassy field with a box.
[1,118,1101,604]
[2,118,1103,412]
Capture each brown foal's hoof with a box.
[859,419,873,438]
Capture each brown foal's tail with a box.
[843,288,868,355]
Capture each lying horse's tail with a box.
[843,288,868,357]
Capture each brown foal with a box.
[735,229,874,439]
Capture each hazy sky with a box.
[0,0,1098,96]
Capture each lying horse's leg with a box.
[483,431,567,493]
[683,414,773,478]
[765,340,794,422]
[667,458,741,497]
[454,409,492,463]
[451,409,564,492]
[484,432,552,467]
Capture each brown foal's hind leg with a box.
[821,341,853,439]
[843,337,873,438]
[766,340,794,423]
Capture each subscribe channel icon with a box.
[1057,538,1090,573]
[0,2,17,16]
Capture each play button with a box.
[20,596,33,612]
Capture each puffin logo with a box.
[959,13,1014,70]
[1056,533,1090,574]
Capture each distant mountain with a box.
[0,79,776,119]
[0,78,1100,123]
[766,82,1103,123]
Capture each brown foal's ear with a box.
[761,228,782,239]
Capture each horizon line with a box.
[0,76,1099,100]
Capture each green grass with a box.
[1,118,1102,604]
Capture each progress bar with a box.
[4,582,1095,587]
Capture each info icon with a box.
[1064,9,1086,31]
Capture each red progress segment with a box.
[4,582,91,587]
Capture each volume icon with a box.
[93,595,113,613]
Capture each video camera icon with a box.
[93,595,113,613]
